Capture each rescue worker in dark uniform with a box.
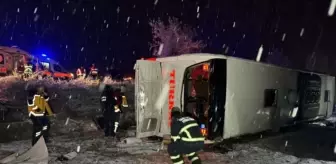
[27,85,54,145]
[168,107,204,164]
[112,88,127,134]
[99,83,119,137]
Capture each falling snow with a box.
[154,0,159,5]
[328,0,336,16]
[33,7,38,14]
[300,28,305,37]
[0,0,333,78]
[282,33,286,41]
[256,45,263,62]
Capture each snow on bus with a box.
[134,53,335,142]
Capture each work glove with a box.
[162,135,171,145]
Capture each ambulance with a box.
[0,46,73,80]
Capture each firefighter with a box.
[89,64,98,80]
[27,85,54,145]
[76,66,86,79]
[76,67,83,79]
[16,60,25,74]
[99,83,119,137]
[23,61,33,79]
[81,66,87,78]
[114,87,128,109]
[112,88,126,134]
[168,107,204,164]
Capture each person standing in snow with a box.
[89,63,98,80]
[76,66,86,79]
[112,88,127,134]
[27,85,54,145]
[81,66,87,78]
[168,107,204,164]
[23,61,33,79]
[99,83,119,137]
[76,67,83,79]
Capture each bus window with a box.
[41,62,50,70]
[54,64,64,73]
[264,89,278,107]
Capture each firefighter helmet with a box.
[171,106,182,118]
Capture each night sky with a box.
[0,0,335,75]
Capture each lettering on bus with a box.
[168,69,176,127]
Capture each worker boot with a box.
[192,160,202,164]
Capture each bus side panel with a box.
[318,75,335,117]
[224,59,298,139]
[157,63,174,137]
[157,61,202,137]
[327,76,335,116]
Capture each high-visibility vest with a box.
[76,68,82,76]
[171,117,205,143]
[122,96,128,107]
[90,68,98,75]
[24,65,33,74]
[27,94,53,117]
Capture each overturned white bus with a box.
[134,53,335,142]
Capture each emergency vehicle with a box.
[134,53,335,142]
[0,46,73,79]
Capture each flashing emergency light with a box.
[202,64,209,71]
[42,54,47,57]
[47,58,50,60]
[201,124,205,129]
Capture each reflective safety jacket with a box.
[76,68,82,76]
[171,116,205,143]
[90,67,98,75]
[24,65,33,75]
[100,85,119,115]
[27,91,53,117]
[114,92,128,109]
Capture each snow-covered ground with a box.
[0,124,336,164]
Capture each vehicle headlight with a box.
[70,73,74,77]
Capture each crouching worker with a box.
[27,85,54,146]
[168,107,205,164]
[99,83,118,137]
